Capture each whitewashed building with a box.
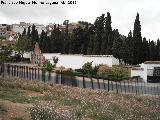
[12,22,46,35]
[131,61,160,82]
[43,53,119,69]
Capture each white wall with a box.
[43,53,119,69]
[12,24,46,35]
[23,52,31,59]
[131,63,160,82]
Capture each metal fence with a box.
[0,63,160,96]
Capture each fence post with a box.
[82,73,86,88]
[116,81,118,93]
[120,81,122,93]
[60,70,62,84]
[26,66,28,79]
[1,63,4,77]
[108,80,110,92]
[111,81,113,91]
[135,78,137,95]
[35,67,37,80]
[42,68,45,82]
[97,77,100,89]
[90,75,94,89]
[103,79,106,90]
[38,67,40,80]
[24,66,26,79]
[7,64,10,76]
[124,81,126,94]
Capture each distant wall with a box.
[43,53,119,69]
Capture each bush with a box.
[42,60,54,72]
[97,64,111,76]
[62,68,75,76]
[109,66,129,81]
[82,62,93,74]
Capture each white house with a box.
[12,22,46,35]
[131,61,160,82]
[43,53,119,69]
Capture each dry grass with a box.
[0,76,160,120]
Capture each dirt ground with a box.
[0,100,32,120]
[0,90,44,120]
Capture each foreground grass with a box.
[0,76,160,120]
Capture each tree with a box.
[92,14,105,55]
[149,40,156,60]
[141,37,149,62]
[119,38,130,64]
[133,13,143,64]
[125,30,134,64]
[82,62,93,75]
[101,12,112,55]
[87,35,94,55]
[27,26,31,37]
[15,35,32,59]
[31,24,39,49]
[0,46,12,63]
[22,28,26,36]
[50,25,64,53]
[70,27,84,54]
[39,30,46,52]
[112,33,123,63]
[156,39,160,60]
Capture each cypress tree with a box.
[156,39,160,60]
[101,12,112,55]
[133,13,143,64]
[142,37,149,62]
[39,30,46,52]
[92,14,105,55]
[149,40,156,60]
[126,30,134,64]
[112,33,123,63]
[22,28,26,36]
[119,38,130,64]
[27,26,31,37]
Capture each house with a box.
[131,61,160,82]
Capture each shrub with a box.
[82,62,93,75]
[109,66,129,81]
[62,68,74,76]
[42,60,53,72]
[97,64,111,76]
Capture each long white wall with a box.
[43,53,119,69]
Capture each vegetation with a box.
[82,62,93,75]
[109,66,129,81]
[0,46,13,63]
[14,12,160,65]
[0,77,160,120]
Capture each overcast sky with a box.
[0,0,160,40]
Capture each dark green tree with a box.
[101,12,112,55]
[27,26,31,37]
[92,14,105,55]
[22,28,26,36]
[133,13,143,64]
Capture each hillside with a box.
[0,76,160,120]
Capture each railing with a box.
[0,63,160,96]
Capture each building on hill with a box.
[12,22,46,35]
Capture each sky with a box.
[0,0,160,40]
